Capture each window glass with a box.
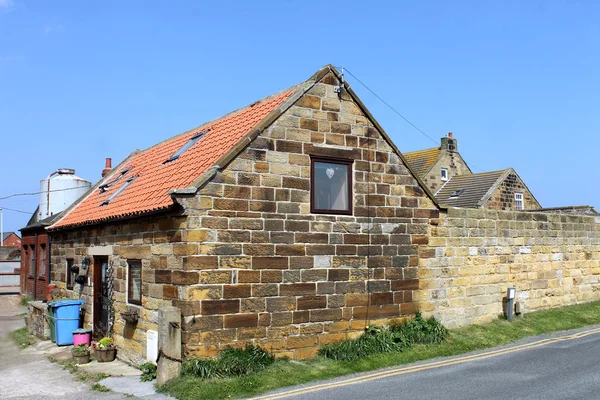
[39,244,46,277]
[128,260,142,305]
[29,245,36,277]
[312,160,351,213]
[441,168,448,181]
[515,193,524,210]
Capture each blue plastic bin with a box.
[51,300,83,346]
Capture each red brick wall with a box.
[20,231,50,300]
[2,233,21,247]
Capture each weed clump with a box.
[182,345,275,379]
[319,313,448,361]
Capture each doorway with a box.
[93,256,111,339]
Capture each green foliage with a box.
[10,328,36,348]
[140,362,157,382]
[96,337,114,349]
[72,344,90,356]
[182,345,275,379]
[319,314,448,361]
[91,383,110,392]
[20,296,31,306]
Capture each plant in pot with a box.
[94,337,117,362]
[71,344,91,365]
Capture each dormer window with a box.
[99,167,132,193]
[441,168,448,181]
[101,176,137,206]
[164,129,209,164]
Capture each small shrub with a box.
[139,362,157,382]
[20,296,31,306]
[319,314,448,361]
[182,345,275,379]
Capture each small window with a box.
[38,244,46,277]
[164,129,210,164]
[515,192,524,210]
[311,157,353,215]
[28,245,36,278]
[101,176,137,206]
[66,259,75,290]
[450,189,464,198]
[99,167,132,193]
[440,168,448,181]
[128,260,142,306]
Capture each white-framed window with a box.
[515,193,524,210]
[441,168,448,181]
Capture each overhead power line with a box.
[339,66,484,173]
[0,186,84,200]
[0,206,32,215]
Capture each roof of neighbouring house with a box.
[21,206,62,232]
[402,147,440,178]
[435,169,508,208]
[2,232,20,241]
[51,65,440,230]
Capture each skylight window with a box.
[450,189,464,198]
[164,129,210,164]
[101,176,137,206]
[99,168,132,193]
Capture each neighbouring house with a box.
[46,65,440,363]
[403,133,472,193]
[528,205,599,216]
[435,168,542,211]
[20,169,91,300]
[2,232,21,247]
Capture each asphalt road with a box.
[255,326,600,400]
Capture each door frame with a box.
[92,256,108,339]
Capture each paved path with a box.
[0,294,170,399]
[254,325,600,400]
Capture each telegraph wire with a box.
[0,186,84,200]
[0,206,32,215]
[339,66,485,173]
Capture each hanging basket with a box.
[120,311,139,323]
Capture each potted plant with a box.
[94,337,117,362]
[71,344,90,364]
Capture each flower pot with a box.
[95,347,117,362]
[71,348,91,365]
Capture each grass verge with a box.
[160,301,600,400]
[10,328,37,348]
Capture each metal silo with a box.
[38,169,91,220]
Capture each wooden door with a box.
[93,256,111,339]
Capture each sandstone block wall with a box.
[485,172,540,211]
[418,207,600,327]
[173,71,438,359]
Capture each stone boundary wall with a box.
[417,207,600,327]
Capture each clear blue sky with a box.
[1,0,599,234]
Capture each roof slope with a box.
[53,89,295,229]
[2,232,19,241]
[403,147,440,177]
[435,170,506,208]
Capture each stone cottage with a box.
[435,167,541,211]
[47,65,441,363]
[403,133,471,193]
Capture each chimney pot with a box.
[448,132,453,138]
[102,158,112,177]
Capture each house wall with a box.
[21,231,50,300]
[484,172,540,211]
[2,233,21,247]
[49,212,187,365]
[423,151,471,193]
[417,207,600,328]
[173,71,438,359]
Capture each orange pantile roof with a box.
[402,147,440,178]
[53,89,295,229]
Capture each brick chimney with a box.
[441,132,457,152]
[102,158,112,177]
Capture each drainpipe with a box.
[33,232,38,300]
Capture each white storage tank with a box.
[38,169,91,220]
